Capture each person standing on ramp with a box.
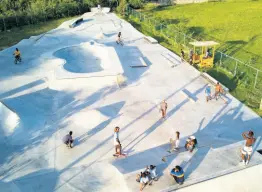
[160,100,168,119]
[113,126,125,157]
[241,130,256,165]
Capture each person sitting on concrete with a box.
[63,131,74,148]
[116,32,123,45]
[146,165,157,181]
[185,136,197,152]
[139,172,152,191]
[170,166,184,185]
[13,48,22,64]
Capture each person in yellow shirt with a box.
[13,48,22,64]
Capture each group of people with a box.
[182,48,213,64]
[168,131,198,153]
[136,165,158,191]
[61,120,255,190]
[205,82,227,104]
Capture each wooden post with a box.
[260,98,262,110]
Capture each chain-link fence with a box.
[126,6,262,111]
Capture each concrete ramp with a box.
[0,102,20,137]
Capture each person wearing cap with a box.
[205,84,212,102]
[170,166,185,185]
[185,136,197,152]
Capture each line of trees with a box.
[0,0,118,31]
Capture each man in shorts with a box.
[168,131,180,153]
[63,131,74,148]
[116,32,123,46]
[205,84,212,102]
[214,82,227,104]
[160,100,168,119]
[114,126,122,155]
[241,130,256,165]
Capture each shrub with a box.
[117,0,128,15]
[128,0,144,9]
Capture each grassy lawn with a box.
[0,16,78,51]
[123,0,262,117]
[142,0,262,70]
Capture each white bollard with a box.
[260,98,262,110]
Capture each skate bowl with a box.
[0,102,20,139]
[54,41,123,81]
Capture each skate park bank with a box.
[0,9,262,192]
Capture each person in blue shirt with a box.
[170,166,184,185]
[205,84,212,102]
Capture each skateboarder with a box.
[160,100,168,119]
[205,84,212,102]
[170,166,184,185]
[116,32,123,45]
[63,131,74,148]
[214,82,227,104]
[241,130,256,165]
[168,131,180,153]
[13,48,22,64]
[114,126,122,155]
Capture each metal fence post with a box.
[254,69,259,88]
[234,60,238,76]
[2,17,6,31]
[220,52,223,67]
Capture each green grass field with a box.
[124,0,262,116]
[0,16,78,51]
[142,0,262,69]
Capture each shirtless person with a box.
[214,82,227,104]
[114,126,122,155]
[241,131,255,165]
[160,100,168,119]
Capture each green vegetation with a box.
[142,1,262,70]
[0,16,77,50]
[124,0,262,116]
[0,0,118,31]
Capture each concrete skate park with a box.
[0,9,262,192]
